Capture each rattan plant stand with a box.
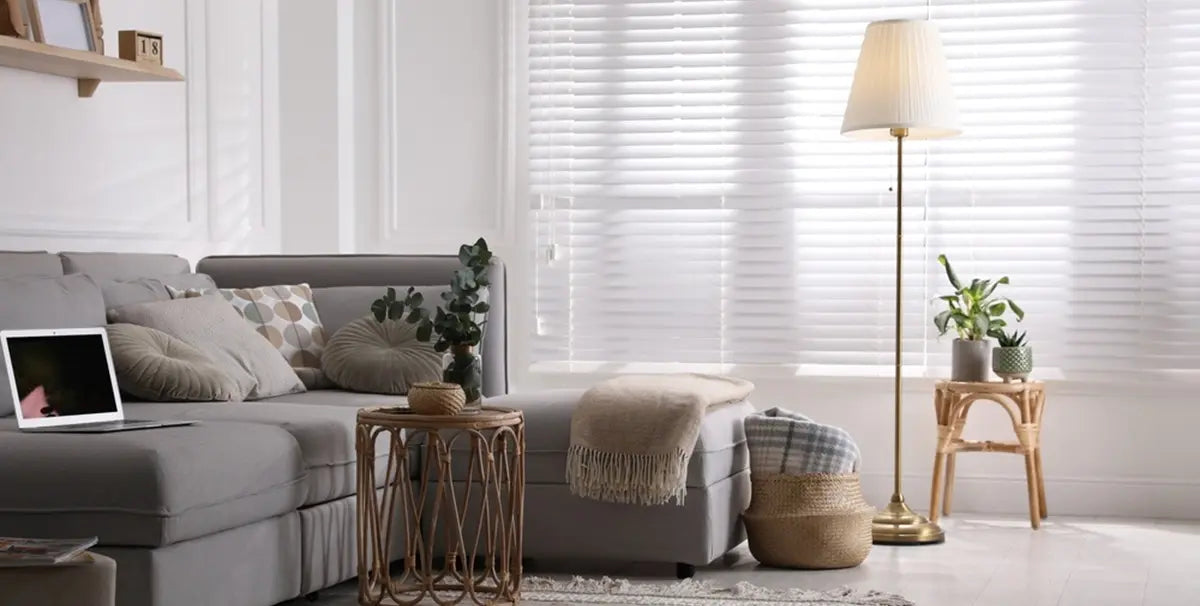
[930,380,1047,529]
[356,406,525,605]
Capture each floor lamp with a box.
[841,19,961,545]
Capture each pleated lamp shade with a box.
[841,19,960,140]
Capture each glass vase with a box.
[442,344,483,412]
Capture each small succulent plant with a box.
[991,329,1028,348]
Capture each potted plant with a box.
[990,329,1033,382]
[370,238,493,409]
[932,254,1024,382]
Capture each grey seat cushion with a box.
[126,401,394,506]
[257,390,408,409]
[0,419,306,547]
[484,389,753,488]
[0,274,107,417]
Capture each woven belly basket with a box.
[742,473,874,569]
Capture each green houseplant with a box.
[370,238,492,408]
[990,329,1033,382]
[933,254,1024,381]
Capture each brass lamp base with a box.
[872,494,945,545]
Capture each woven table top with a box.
[356,405,523,430]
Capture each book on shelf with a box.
[0,536,98,567]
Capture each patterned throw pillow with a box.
[168,283,328,387]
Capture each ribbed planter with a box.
[993,346,1033,382]
[951,338,991,382]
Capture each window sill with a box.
[525,362,1191,398]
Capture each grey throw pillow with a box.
[323,315,441,395]
[106,324,241,402]
[108,295,306,400]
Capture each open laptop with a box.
[2,328,194,433]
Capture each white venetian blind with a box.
[527,0,1200,382]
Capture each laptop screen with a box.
[7,333,118,420]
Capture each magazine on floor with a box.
[0,537,97,566]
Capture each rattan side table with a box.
[356,406,525,605]
[930,381,1047,529]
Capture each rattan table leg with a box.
[942,452,956,517]
[1035,447,1047,519]
[929,450,945,523]
[1023,451,1041,529]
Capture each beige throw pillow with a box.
[168,283,329,389]
[322,315,441,395]
[109,296,306,400]
[106,324,241,402]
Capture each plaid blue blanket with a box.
[744,407,860,475]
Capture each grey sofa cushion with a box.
[0,274,106,417]
[124,401,393,506]
[485,389,753,488]
[59,252,189,279]
[322,315,441,395]
[0,418,307,547]
[109,296,306,400]
[0,251,63,278]
[106,324,240,401]
[99,275,219,320]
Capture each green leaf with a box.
[434,339,450,353]
[934,309,953,335]
[407,291,424,308]
[386,302,404,321]
[1006,298,1026,321]
[982,276,1009,299]
[937,254,962,290]
[939,295,959,302]
[989,318,1007,331]
[416,321,433,342]
[386,287,396,301]
[973,312,990,339]
[473,301,490,314]
[988,302,1007,317]
[370,300,387,323]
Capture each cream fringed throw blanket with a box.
[568,373,755,506]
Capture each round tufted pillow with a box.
[105,323,241,401]
[322,315,441,395]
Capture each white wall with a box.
[0,0,279,264]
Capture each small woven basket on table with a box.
[742,473,874,569]
[407,382,466,415]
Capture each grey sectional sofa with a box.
[0,251,751,606]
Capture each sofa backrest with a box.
[197,254,509,397]
[0,251,63,278]
[0,274,108,417]
[59,252,191,279]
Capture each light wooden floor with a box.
[295,515,1200,606]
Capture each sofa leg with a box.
[304,591,320,602]
[675,563,695,579]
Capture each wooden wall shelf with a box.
[0,35,183,97]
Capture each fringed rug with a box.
[522,576,913,606]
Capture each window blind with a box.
[526,0,1200,382]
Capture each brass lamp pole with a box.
[841,19,961,545]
